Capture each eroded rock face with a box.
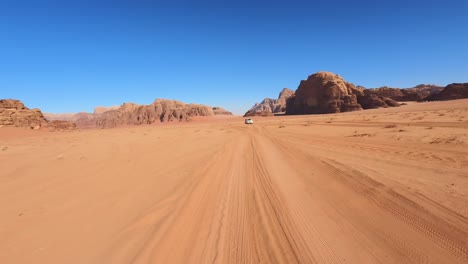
[426,83,468,101]
[244,88,294,117]
[0,99,76,130]
[95,99,230,128]
[286,72,363,114]
[0,99,48,129]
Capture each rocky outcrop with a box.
[246,72,464,116]
[426,83,468,101]
[95,99,230,128]
[0,99,75,130]
[406,85,444,101]
[354,89,400,109]
[0,99,48,129]
[244,88,294,117]
[286,72,363,114]
[365,85,444,102]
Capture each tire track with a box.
[266,126,468,263]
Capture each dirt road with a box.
[1,101,468,263]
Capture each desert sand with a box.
[1,99,467,264]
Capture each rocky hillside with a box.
[286,72,398,115]
[426,83,468,101]
[0,99,76,130]
[244,88,294,117]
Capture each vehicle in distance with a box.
[245,118,254,124]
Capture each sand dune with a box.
[1,100,467,263]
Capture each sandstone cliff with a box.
[286,72,363,114]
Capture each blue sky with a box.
[1,0,467,115]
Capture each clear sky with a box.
[1,0,467,115]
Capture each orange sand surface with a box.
[1,99,467,263]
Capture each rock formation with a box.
[425,83,468,101]
[405,85,445,101]
[247,72,406,116]
[354,89,401,109]
[95,99,232,128]
[244,88,294,117]
[0,99,75,130]
[286,72,363,114]
[364,85,444,102]
[0,99,48,129]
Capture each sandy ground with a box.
[1,99,468,263]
